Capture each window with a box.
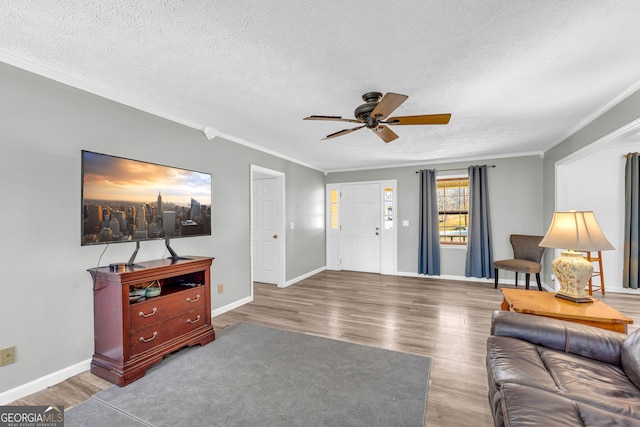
[383,187,393,229]
[329,189,339,229]
[437,177,469,244]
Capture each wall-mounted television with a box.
[81,150,212,251]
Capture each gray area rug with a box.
[66,323,431,426]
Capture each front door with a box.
[340,183,381,273]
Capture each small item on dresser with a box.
[145,286,161,297]
[145,280,161,298]
[180,282,202,288]
[129,287,147,303]
[109,263,127,272]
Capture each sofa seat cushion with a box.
[500,383,640,427]
[487,335,560,393]
[539,347,640,418]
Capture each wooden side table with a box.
[500,288,632,333]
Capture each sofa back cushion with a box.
[491,310,624,365]
[622,329,640,390]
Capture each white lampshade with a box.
[539,211,614,251]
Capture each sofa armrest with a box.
[490,310,626,365]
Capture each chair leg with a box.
[525,273,530,290]
[514,272,518,287]
[536,273,542,291]
[494,268,499,289]
[599,254,605,295]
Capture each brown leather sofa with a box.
[486,310,640,426]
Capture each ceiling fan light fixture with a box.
[304,92,451,143]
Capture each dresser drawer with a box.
[129,287,206,330]
[130,307,207,356]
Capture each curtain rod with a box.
[624,153,638,158]
[415,165,496,173]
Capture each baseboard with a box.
[282,266,326,288]
[211,266,326,314]
[395,271,553,291]
[0,359,91,405]
[211,295,253,318]
[396,270,494,282]
[1,267,550,405]
[1,298,253,405]
[504,280,553,292]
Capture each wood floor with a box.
[9,270,640,426]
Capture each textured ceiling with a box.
[2,1,640,172]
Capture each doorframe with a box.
[250,165,286,288]
[326,179,397,275]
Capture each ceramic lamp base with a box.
[552,250,594,304]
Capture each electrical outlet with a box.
[218,284,224,294]
[1,346,15,366]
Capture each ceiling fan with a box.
[303,92,451,143]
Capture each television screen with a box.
[81,150,212,246]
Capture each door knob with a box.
[273,234,278,239]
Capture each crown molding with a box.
[0,53,324,173]
[205,129,322,172]
[545,78,640,153]
[324,151,544,174]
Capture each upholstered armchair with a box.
[494,234,545,291]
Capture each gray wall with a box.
[0,62,325,393]
[6,47,637,396]
[326,155,544,276]
[542,88,640,283]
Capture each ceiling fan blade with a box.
[322,125,366,140]
[304,115,362,123]
[370,92,408,120]
[386,114,451,125]
[372,125,399,143]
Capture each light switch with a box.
[290,222,295,229]
[402,220,410,227]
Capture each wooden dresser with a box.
[88,256,215,386]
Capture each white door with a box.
[252,174,282,284]
[340,183,381,273]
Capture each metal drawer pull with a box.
[138,308,157,318]
[139,332,158,343]
[186,315,201,324]
[186,294,200,303]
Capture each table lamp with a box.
[539,211,614,303]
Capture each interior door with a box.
[340,183,381,273]
[252,176,281,284]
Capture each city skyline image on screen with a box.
[81,150,212,246]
